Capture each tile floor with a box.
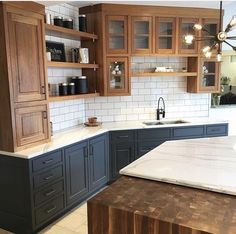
[0,202,88,234]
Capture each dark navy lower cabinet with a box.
[205,124,228,137]
[65,141,89,206]
[172,125,205,140]
[88,134,109,192]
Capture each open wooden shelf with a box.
[49,93,100,102]
[45,24,98,40]
[132,72,198,77]
[47,61,99,69]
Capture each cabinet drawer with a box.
[110,130,135,142]
[32,150,63,172]
[206,124,228,136]
[138,128,171,141]
[33,165,63,189]
[35,195,64,226]
[173,126,204,139]
[34,180,64,206]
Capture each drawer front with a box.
[35,195,64,226]
[206,124,228,136]
[33,165,63,189]
[34,180,64,206]
[138,128,171,141]
[110,130,135,142]
[32,150,63,172]
[173,126,204,139]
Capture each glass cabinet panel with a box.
[107,57,129,94]
[200,60,219,91]
[106,16,128,54]
[179,18,198,54]
[132,16,152,54]
[156,17,175,54]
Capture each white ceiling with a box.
[40,0,235,9]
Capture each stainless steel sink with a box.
[143,120,189,125]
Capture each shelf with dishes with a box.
[45,24,98,40]
[49,93,100,102]
[131,72,198,77]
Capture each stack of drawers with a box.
[31,150,65,227]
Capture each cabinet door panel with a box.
[7,10,46,102]
[65,141,89,205]
[89,134,108,191]
[110,142,135,180]
[15,105,49,147]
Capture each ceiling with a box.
[41,0,234,9]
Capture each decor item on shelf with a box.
[182,67,187,72]
[63,18,73,29]
[45,13,51,25]
[221,76,231,85]
[183,1,236,62]
[71,48,79,62]
[79,14,87,32]
[46,51,51,61]
[68,82,75,95]
[79,48,89,63]
[155,67,174,72]
[71,76,88,94]
[46,41,66,62]
[53,16,63,27]
[59,83,68,96]
[48,83,59,96]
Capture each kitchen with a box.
[0,0,236,233]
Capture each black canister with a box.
[59,83,68,96]
[63,18,73,29]
[68,82,75,95]
[79,15,87,32]
[54,16,63,27]
[72,76,88,94]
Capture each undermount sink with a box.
[143,120,189,126]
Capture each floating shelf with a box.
[47,61,99,69]
[132,72,198,77]
[45,24,98,40]
[49,93,100,102]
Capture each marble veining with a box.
[120,135,236,196]
[0,118,227,159]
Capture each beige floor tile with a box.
[75,223,88,234]
[39,225,79,234]
[0,229,12,234]
[74,203,87,216]
[55,212,86,231]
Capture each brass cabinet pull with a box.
[43,159,53,164]
[46,205,56,214]
[45,189,56,197]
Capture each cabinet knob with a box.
[41,86,46,94]
[43,111,47,119]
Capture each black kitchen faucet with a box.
[157,97,165,120]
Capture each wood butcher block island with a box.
[88,136,236,234]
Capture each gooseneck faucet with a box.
[157,97,165,120]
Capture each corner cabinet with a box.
[0,2,50,152]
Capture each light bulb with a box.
[184,34,194,44]
[193,24,202,31]
[202,46,211,53]
[205,51,212,58]
[229,15,236,27]
[217,53,222,62]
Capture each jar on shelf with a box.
[68,82,75,95]
[59,83,68,96]
[79,15,87,32]
[54,16,63,27]
[63,18,73,29]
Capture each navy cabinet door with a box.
[65,141,89,205]
[110,142,135,180]
[89,134,108,191]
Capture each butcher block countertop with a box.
[88,176,236,234]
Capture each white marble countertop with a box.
[120,135,236,196]
[0,118,228,159]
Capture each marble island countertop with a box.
[0,117,228,159]
[120,135,236,196]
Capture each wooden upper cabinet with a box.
[155,17,176,54]
[7,8,47,103]
[178,18,199,54]
[106,15,128,54]
[131,16,153,54]
[15,104,49,147]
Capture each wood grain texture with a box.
[88,176,236,234]
[47,61,99,69]
[48,93,100,102]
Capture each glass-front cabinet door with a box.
[106,16,128,54]
[179,18,198,54]
[107,57,129,95]
[201,19,219,55]
[199,59,220,92]
[131,16,152,54]
[156,17,176,54]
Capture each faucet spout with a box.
[157,97,166,120]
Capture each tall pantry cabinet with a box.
[0,2,50,152]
